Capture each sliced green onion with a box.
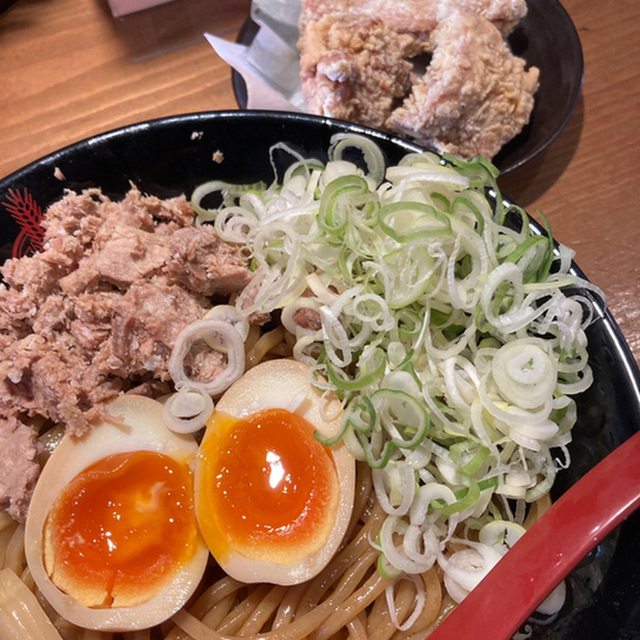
[377,552,404,579]
[356,429,395,469]
[318,174,372,235]
[345,395,377,433]
[433,480,481,516]
[459,446,491,477]
[329,132,386,185]
[191,180,265,219]
[162,386,214,434]
[187,136,596,584]
[379,202,452,242]
[325,347,387,392]
[371,389,430,450]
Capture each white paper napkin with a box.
[204,0,307,112]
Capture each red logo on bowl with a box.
[2,189,45,258]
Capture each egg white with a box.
[24,394,209,632]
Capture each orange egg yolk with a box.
[196,408,339,566]
[43,450,198,608]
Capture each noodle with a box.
[183,577,247,622]
[311,571,389,640]
[237,586,288,636]
[244,324,262,357]
[346,615,368,640]
[245,326,287,369]
[201,594,238,635]
[523,493,553,529]
[0,518,18,567]
[0,568,64,640]
[171,610,224,640]
[3,522,25,576]
[376,569,442,640]
[218,585,278,636]
[370,579,418,640]
[272,586,307,630]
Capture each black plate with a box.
[1,111,639,638]
[232,0,584,175]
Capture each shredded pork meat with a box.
[0,186,253,521]
[0,417,41,523]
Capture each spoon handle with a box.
[427,430,640,640]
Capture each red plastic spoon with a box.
[427,430,640,640]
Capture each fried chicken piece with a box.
[444,0,528,35]
[385,10,539,159]
[299,14,422,129]
[299,0,527,38]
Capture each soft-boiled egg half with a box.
[24,395,209,632]
[194,359,356,585]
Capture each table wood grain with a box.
[1,0,639,368]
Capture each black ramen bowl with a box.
[1,111,639,638]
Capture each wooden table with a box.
[1,0,639,368]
